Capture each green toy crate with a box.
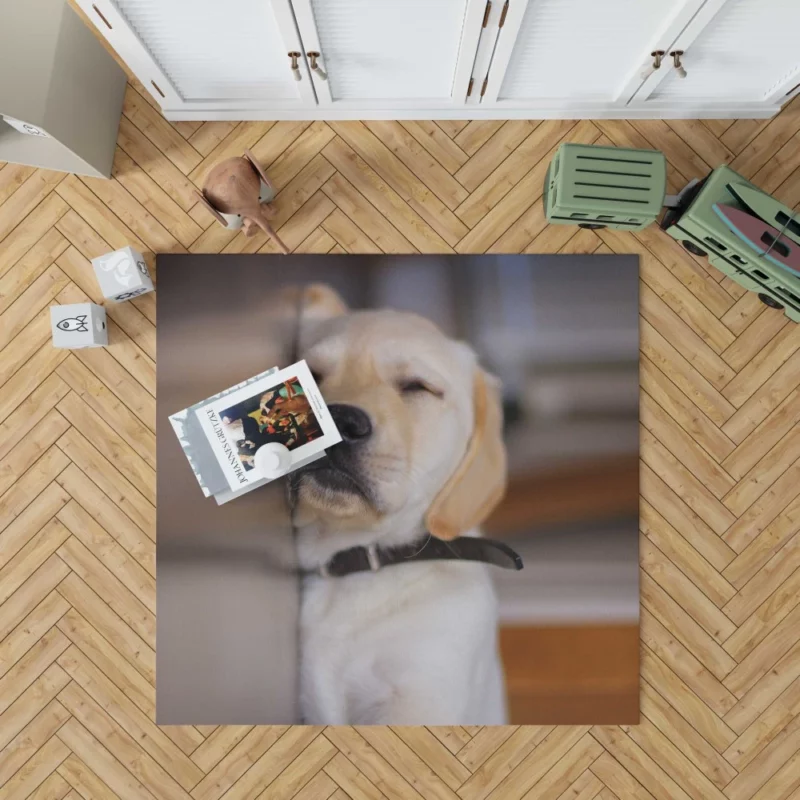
[660,164,800,323]
[544,143,667,231]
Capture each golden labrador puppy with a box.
[287,285,509,724]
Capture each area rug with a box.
[156,253,639,725]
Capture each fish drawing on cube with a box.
[51,303,108,349]
[92,245,154,302]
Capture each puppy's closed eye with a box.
[398,379,443,398]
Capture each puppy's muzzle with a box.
[291,403,375,505]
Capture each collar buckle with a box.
[366,544,381,572]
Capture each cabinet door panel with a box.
[644,0,800,104]
[484,0,704,106]
[292,0,485,106]
[77,0,315,110]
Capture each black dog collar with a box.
[313,535,524,578]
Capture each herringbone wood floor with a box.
[2,77,800,799]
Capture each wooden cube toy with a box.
[92,246,154,302]
[50,303,107,348]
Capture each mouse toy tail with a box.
[253,213,290,255]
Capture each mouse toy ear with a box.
[194,190,229,227]
[243,149,275,194]
[425,369,507,540]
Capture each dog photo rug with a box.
[156,254,639,725]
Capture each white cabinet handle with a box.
[288,52,302,81]
[670,50,687,79]
[640,50,665,81]
[307,52,328,81]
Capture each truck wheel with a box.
[578,223,606,230]
[682,240,707,257]
[758,293,784,310]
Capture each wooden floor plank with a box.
[57,681,194,800]
[186,122,238,158]
[56,720,159,800]
[454,121,538,192]
[0,555,70,643]
[57,645,203,789]
[55,572,155,684]
[399,121,469,174]
[454,121,506,156]
[116,116,200,211]
[0,229,68,317]
[0,732,70,800]
[262,122,335,192]
[56,608,155,718]
[0,265,70,352]
[0,164,37,207]
[0,696,70,787]
[639,641,737,750]
[640,501,736,610]
[0,171,65,246]
[199,726,322,800]
[0,626,70,719]
[638,680,737,790]
[454,119,578,229]
[435,120,470,139]
[122,85,202,176]
[0,591,70,682]
[639,356,735,463]
[321,172,416,254]
[55,394,155,506]
[363,120,469,210]
[0,516,72,610]
[111,148,202,249]
[0,194,69,279]
[189,726,289,800]
[56,536,154,647]
[325,128,463,249]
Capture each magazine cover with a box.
[194,360,341,492]
[168,367,280,499]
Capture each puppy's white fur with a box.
[292,290,507,725]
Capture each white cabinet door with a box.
[631,0,800,111]
[289,0,486,108]
[479,0,706,110]
[75,0,316,112]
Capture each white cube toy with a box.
[50,303,108,349]
[92,246,154,302]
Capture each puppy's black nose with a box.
[329,404,372,442]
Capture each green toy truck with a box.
[659,165,800,322]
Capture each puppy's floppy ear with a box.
[425,369,507,540]
[262,284,348,361]
[298,284,348,323]
[273,284,349,354]
[268,284,348,323]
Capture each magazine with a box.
[169,360,341,502]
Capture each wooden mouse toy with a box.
[195,149,289,254]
